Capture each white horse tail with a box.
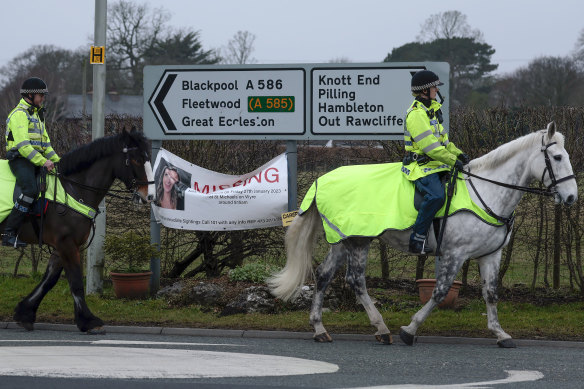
[267,205,321,301]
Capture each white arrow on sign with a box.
[150,72,178,131]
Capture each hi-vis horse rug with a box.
[299,162,502,244]
[0,160,96,223]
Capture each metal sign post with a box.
[86,0,107,295]
[149,140,162,292]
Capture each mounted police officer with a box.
[402,70,469,254]
[2,77,60,248]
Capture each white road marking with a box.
[0,346,339,379]
[346,370,544,388]
[91,340,244,347]
[0,340,87,343]
[0,339,242,346]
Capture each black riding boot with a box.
[2,206,28,248]
[409,232,432,254]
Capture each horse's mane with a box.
[469,130,564,171]
[58,131,149,175]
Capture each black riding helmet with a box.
[20,77,48,95]
[410,70,443,93]
[20,77,48,113]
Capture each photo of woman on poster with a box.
[154,160,191,211]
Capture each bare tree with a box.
[417,10,483,42]
[573,27,584,65]
[490,56,584,106]
[221,31,257,64]
[107,0,170,93]
[0,45,81,120]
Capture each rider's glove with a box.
[454,160,464,171]
[457,153,471,165]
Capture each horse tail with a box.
[267,205,321,301]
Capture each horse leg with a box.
[400,254,465,345]
[478,252,515,348]
[345,239,392,344]
[310,244,347,342]
[13,253,63,331]
[59,243,105,334]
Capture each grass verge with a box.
[1,275,582,341]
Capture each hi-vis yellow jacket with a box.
[5,99,60,166]
[402,99,462,181]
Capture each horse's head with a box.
[533,122,578,205]
[116,127,155,204]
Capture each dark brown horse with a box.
[0,127,154,334]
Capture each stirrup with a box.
[2,233,27,248]
[409,234,432,254]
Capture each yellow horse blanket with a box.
[0,160,97,223]
[299,162,502,244]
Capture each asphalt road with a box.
[1,322,583,388]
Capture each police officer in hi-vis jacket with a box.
[3,77,60,248]
[402,70,470,254]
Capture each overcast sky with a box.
[2,0,582,76]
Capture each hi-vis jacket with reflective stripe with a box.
[5,99,60,166]
[402,99,462,181]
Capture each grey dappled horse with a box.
[268,122,578,347]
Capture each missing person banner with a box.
[152,149,288,230]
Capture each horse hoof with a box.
[375,334,393,345]
[87,326,106,335]
[497,338,516,348]
[17,322,34,331]
[399,329,415,346]
[314,332,333,343]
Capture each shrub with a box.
[104,231,159,273]
[228,262,274,283]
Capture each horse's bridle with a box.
[540,137,576,191]
[122,146,155,190]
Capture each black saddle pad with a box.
[413,172,450,211]
[11,173,47,216]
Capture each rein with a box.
[460,135,576,198]
[460,169,554,197]
[450,135,576,258]
[55,173,151,201]
[53,145,154,201]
